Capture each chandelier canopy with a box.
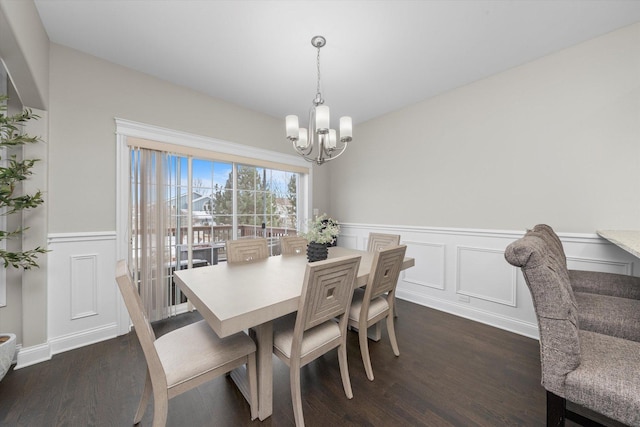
[286,36,352,165]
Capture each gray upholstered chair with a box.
[348,245,407,381]
[281,236,308,255]
[533,224,640,297]
[115,260,258,426]
[226,238,269,263]
[531,224,640,342]
[505,231,640,426]
[273,255,361,427]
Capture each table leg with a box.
[229,322,273,420]
[349,321,382,341]
[368,322,382,341]
[254,322,273,420]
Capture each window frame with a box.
[115,118,312,332]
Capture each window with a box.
[164,157,300,266]
[234,164,298,241]
[117,119,310,319]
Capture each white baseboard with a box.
[15,342,51,369]
[15,323,119,370]
[49,323,119,355]
[396,289,540,339]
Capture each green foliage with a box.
[213,165,283,227]
[286,174,297,219]
[0,95,46,269]
[212,183,232,224]
[0,246,47,270]
[301,214,340,245]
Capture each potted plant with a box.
[0,333,15,381]
[0,95,46,381]
[301,214,340,262]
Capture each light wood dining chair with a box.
[367,232,402,318]
[273,255,361,427]
[115,260,258,426]
[348,245,407,381]
[281,236,308,255]
[367,232,401,252]
[226,238,268,263]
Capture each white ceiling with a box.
[34,0,640,124]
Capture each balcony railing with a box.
[166,224,298,259]
[134,225,300,306]
[168,224,296,244]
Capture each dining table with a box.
[173,245,415,420]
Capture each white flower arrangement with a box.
[301,214,340,245]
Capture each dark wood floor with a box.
[0,300,626,426]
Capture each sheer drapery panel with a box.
[129,147,174,321]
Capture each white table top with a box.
[597,230,640,259]
[173,246,415,338]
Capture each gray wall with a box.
[0,0,49,347]
[2,0,639,354]
[48,43,305,233]
[330,23,640,233]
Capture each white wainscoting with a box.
[340,224,639,339]
[45,232,118,356]
[17,225,639,367]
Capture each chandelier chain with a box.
[316,46,322,99]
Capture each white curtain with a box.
[129,147,173,321]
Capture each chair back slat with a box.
[366,245,406,300]
[226,238,269,263]
[281,236,308,255]
[297,255,361,332]
[367,233,401,252]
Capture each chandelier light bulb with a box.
[297,128,308,149]
[340,117,352,141]
[315,106,330,133]
[286,115,299,139]
[327,129,337,149]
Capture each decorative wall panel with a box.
[403,240,445,290]
[456,246,516,307]
[339,223,640,339]
[70,254,98,319]
[567,256,632,275]
[46,232,117,356]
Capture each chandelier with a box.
[286,36,352,165]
